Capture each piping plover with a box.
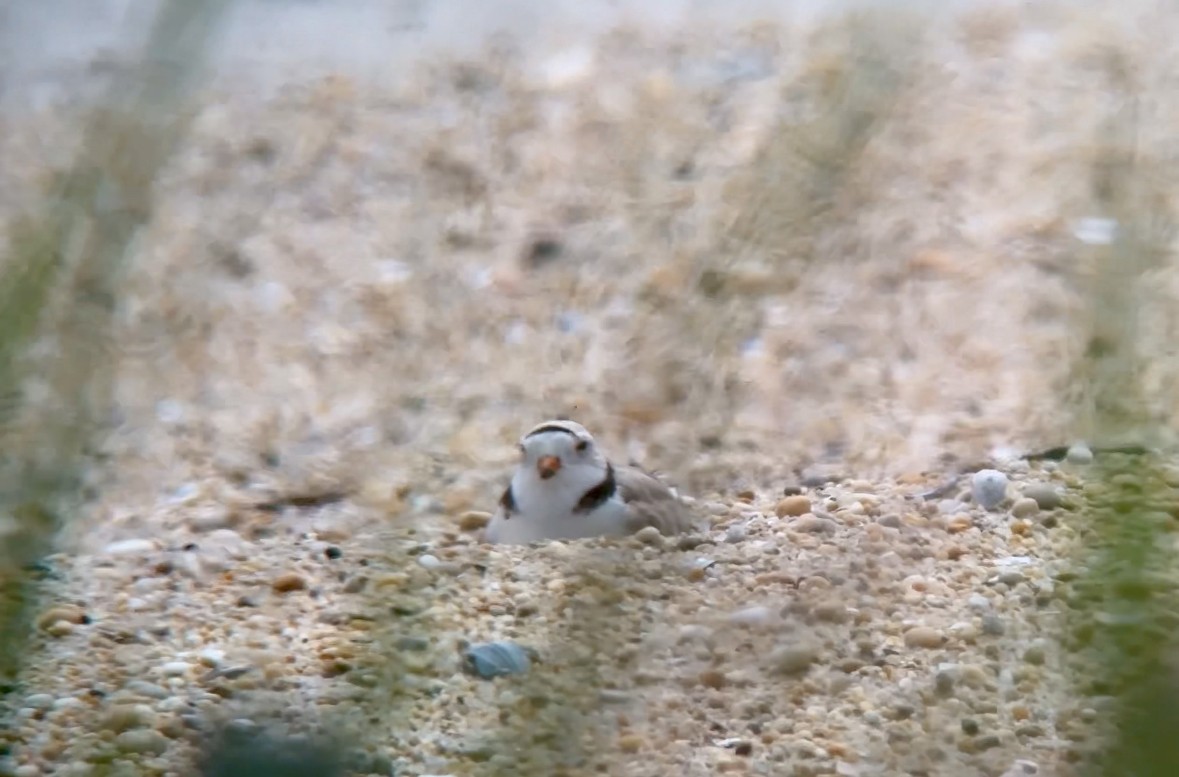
[483,419,697,544]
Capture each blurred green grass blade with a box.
[0,0,230,684]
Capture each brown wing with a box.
[615,465,700,536]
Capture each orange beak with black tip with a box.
[537,455,562,480]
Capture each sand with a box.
[3,1,1179,775]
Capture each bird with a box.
[483,419,699,544]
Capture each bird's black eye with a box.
[575,440,589,453]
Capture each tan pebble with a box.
[699,669,728,689]
[1011,519,1032,536]
[634,525,663,545]
[770,642,820,675]
[271,573,307,593]
[959,664,991,688]
[776,495,811,518]
[717,758,745,772]
[686,567,707,583]
[754,572,796,586]
[812,601,850,624]
[102,704,155,733]
[314,527,351,543]
[1011,497,1040,518]
[795,515,837,533]
[35,606,87,632]
[797,576,831,592]
[947,514,973,533]
[618,733,645,753]
[458,511,492,531]
[46,621,75,638]
[903,626,946,648]
[944,545,968,561]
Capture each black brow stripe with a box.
[525,424,580,439]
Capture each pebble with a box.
[971,470,1009,510]
[271,572,307,593]
[981,614,1006,636]
[462,641,532,679]
[1022,483,1063,510]
[1010,497,1039,518]
[699,669,728,689]
[770,642,820,675]
[101,538,158,556]
[1023,641,1047,665]
[795,515,838,533]
[24,694,54,710]
[102,703,156,733]
[935,667,957,695]
[903,626,946,648]
[1065,443,1093,465]
[417,554,442,569]
[1000,759,1040,776]
[35,606,87,632]
[123,681,169,700]
[876,513,902,528]
[114,729,169,755]
[967,594,991,611]
[457,511,492,531]
[775,495,811,518]
[159,662,192,678]
[728,606,774,627]
[634,525,663,545]
[188,505,233,532]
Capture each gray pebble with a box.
[935,668,956,695]
[981,614,1006,636]
[115,729,169,755]
[24,694,54,710]
[967,594,991,611]
[877,513,902,528]
[123,680,169,700]
[998,570,1026,587]
[226,718,259,736]
[724,524,747,543]
[971,470,1009,510]
[1066,443,1093,465]
[1022,483,1063,510]
[463,641,532,679]
[416,554,442,569]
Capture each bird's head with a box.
[516,420,608,491]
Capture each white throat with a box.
[511,460,608,520]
